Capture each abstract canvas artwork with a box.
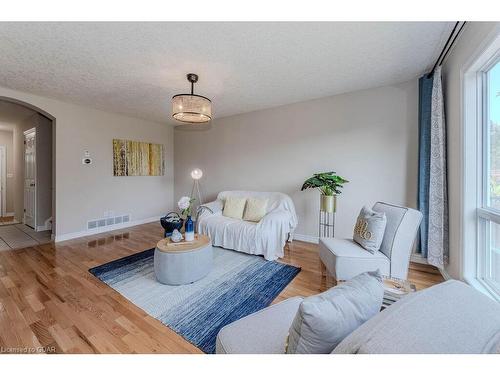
[113,139,164,176]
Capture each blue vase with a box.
[184,215,194,241]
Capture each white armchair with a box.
[197,191,298,261]
[319,202,423,282]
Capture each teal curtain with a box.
[417,73,434,257]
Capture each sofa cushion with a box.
[243,197,268,222]
[286,271,384,354]
[216,297,303,354]
[333,280,500,354]
[223,196,247,219]
[353,206,387,253]
[319,237,390,280]
[217,191,298,225]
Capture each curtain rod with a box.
[427,21,466,78]
[438,22,467,67]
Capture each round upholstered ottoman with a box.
[154,234,213,285]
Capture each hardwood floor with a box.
[0,222,444,354]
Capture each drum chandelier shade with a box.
[172,73,212,123]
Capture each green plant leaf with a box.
[301,171,349,195]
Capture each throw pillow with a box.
[353,206,387,253]
[243,198,268,222]
[286,270,384,354]
[222,196,247,220]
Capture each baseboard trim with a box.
[293,233,319,244]
[37,218,52,232]
[54,216,160,242]
[440,268,452,280]
[410,254,429,265]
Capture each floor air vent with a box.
[87,214,131,230]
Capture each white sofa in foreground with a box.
[216,280,500,354]
[197,191,298,261]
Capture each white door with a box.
[24,129,36,228]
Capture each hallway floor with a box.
[0,224,51,250]
[0,216,20,226]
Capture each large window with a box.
[478,58,500,297]
[463,32,500,301]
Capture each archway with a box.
[0,96,56,243]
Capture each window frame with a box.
[477,54,500,297]
[462,31,500,302]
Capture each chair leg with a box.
[324,271,337,288]
[319,260,338,287]
[319,259,326,277]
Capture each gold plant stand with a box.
[319,195,336,238]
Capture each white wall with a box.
[34,114,53,228]
[0,86,175,240]
[442,22,500,279]
[174,80,418,240]
[0,130,14,213]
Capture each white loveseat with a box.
[197,191,298,261]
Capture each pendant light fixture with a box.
[172,73,212,123]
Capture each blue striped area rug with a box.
[89,247,300,353]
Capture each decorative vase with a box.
[320,194,337,213]
[170,229,183,243]
[184,215,194,241]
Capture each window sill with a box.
[464,276,500,302]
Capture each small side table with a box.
[381,277,416,310]
[154,234,213,285]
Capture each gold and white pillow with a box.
[243,198,268,222]
[353,206,387,253]
[222,197,247,219]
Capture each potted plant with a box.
[301,171,349,213]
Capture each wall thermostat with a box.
[83,150,92,165]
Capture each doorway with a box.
[0,98,54,249]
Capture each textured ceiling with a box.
[0,22,453,124]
